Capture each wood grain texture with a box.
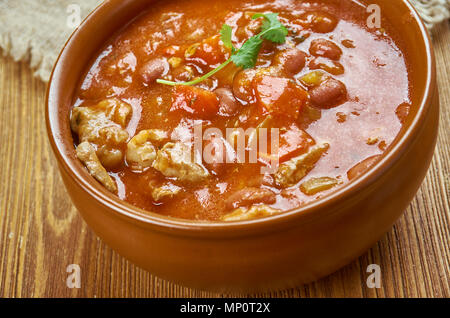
[0,22,448,299]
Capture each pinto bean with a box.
[214,88,240,116]
[309,39,342,60]
[97,146,125,169]
[347,155,381,180]
[273,48,307,75]
[309,78,347,108]
[172,65,195,82]
[140,57,169,84]
[298,11,338,33]
[76,142,117,193]
[232,69,257,102]
[225,187,276,210]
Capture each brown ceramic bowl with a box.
[46,0,438,292]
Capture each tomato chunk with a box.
[186,35,229,68]
[259,123,315,164]
[254,75,308,119]
[278,124,315,162]
[171,86,220,118]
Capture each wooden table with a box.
[0,23,448,298]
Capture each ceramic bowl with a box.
[46,0,439,292]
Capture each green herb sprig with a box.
[156,13,288,87]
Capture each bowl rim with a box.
[46,0,436,236]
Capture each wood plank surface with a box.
[0,22,449,298]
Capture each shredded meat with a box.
[76,142,117,193]
[222,205,281,221]
[71,98,132,140]
[70,98,132,168]
[152,142,209,182]
[274,143,330,188]
[126,130,158,172]
[150,182,182,202]
[225,187,276,210]
[143,129,169,147]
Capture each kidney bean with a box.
[298,11,338,33]
[309,38,342,60]
[232,69,257,102]
[309,78,347,108]
[215,88,240,116]
[140,57,169,84]
[273,48,307,75]
[347,155,381,180]
[172,65,195,82]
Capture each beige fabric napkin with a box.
[0,0,448,83]
[410,0,450,28]
[0,0,102,81]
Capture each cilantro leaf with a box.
[157,12,288,86]
[230,36,263,69]
[253,12,288,44]
[220,24,235,52]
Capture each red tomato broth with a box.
[71,0,412,221]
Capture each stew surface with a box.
[70,0,412,221]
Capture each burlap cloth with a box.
[0,0,448,82]
[0,0,102,81]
